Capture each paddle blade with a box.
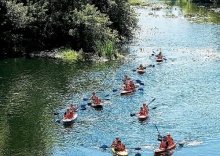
[138,88,144,91]
[136,80,141,83]
[81,104,86,107]
[152,98,156,102]
[140,82,144,86]
[83,98,89,101]
[55,119,60,123]
[54,112,59,115]
[130,113,136,117]
[80,107,86,110]
[151,107,157,109]
[80,104,86,110]
[100,145,109,149]
[113,89,118,92]
[134,147,141,151]
[105,94,109,97]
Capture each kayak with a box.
[90,103,103,109]
[112,148,128,156]
[156,58,163,62]
[137,69,146,74]
[62,113,78,125]
[136,114,149,121]
[120,89,135,95]
[154,143,176,154]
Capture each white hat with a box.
[167,132,170,135]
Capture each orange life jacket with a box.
[124,84,131,91]
[167,136,173,146]
[65,111,73,119]
[95,98,101,104]
[111,140,118,147]
[160,141,167,149]
[129,81,135,89]
[139,110,146,116]
[116,143,125,151]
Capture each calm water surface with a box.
[0,2,220,156]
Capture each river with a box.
[0,1,220,156]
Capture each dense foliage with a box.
[0,0,137,58]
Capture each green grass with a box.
[62,49,83,62]
[129,0,147,6]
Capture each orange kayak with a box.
[154,143,176,154]
[120,89,135,95]
[156,58,163,62]
[137,69,146,74]
[136,114,149,121]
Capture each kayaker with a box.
[124,83,131,91]
[128,80,135,90]
[138,64,145,70]
[157,52,163,59]
[143,103,149,113]
[111,137,120,147]
[159,136,168,149]
[167,132,174,146]
[122,75,130,84]
[64,108,73,119]
[115,140,125,151]
[139,107,146,116]
[90,92,99,103]
[94,98,101,105]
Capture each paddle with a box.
[147,98,156,106]
[99,145,141,151]
[152,51,156,56]
[155,124,160,136]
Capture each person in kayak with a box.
[64,108,73,119]
[143,103,149,113]
[111,137,120,147]
[167,132,174,146]
[159,136,168,149]
[128,80,135,90]
[138,64,145,70]
[157,52,163,59]
[124,83,131,91]
[90,92,101,104]
[139,107,146,116]
[90,92,98,101]
[122,75,130,84]
[115,140,125,151]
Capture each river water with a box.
[0,1,220,156]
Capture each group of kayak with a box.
[109,131,176,156]
[108,133,176,156]
[61,51,174,155]
[62,92,103,124]
[109,52,175,155]
[136,52,164,74]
